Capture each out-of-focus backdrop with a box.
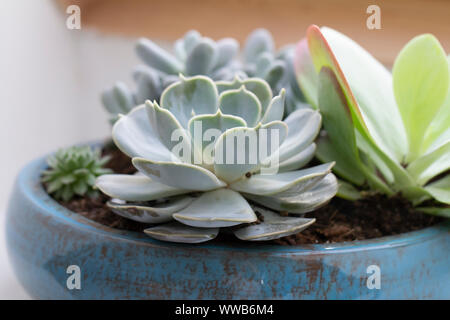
[57,0,450,66]
[0,0,448,299]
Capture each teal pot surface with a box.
[6,148,450,299]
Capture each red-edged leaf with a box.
[317,66,365,185]
[306,25,370,139]
[294,38,319,108]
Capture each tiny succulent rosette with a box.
[96,75,338,243]
[42,146,112,201]
[295,25,450,217]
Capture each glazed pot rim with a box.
[17,143,449,256]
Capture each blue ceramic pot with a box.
[6,151,450,299]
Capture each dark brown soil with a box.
[55,143,443,245]
[274,195,440,245]
[102,141,137,175]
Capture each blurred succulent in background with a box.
[96,75,338,243]
[42,146,112,202]
[295,25,450,217]
[102,30,242,123]
[243,29,311,114]
[102,29,312,123]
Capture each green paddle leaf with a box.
[317,66,366,185]
[393,34,449,161]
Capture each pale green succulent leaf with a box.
[73,180,88,196]
[133,67,162,104]
[146,100,191,158]
[132,158,226,191]
[212,38,239,70]
[218,86,262,127]
[425,124,450,156]
[162,74,180,88]
[96,174,190,202]
[188,111,247,164]
[366,143,416,193]
[336,179,362,200]
[234,207,315,241]
[277,143,316,173]
[136,38,183,74]
[244,173,338,214]
[46,180,63,193]
[416,207,450,218]
[254,52,273,78]
[316,134,365,185]
[261,89,285,124]
[317,66,366,183]
[355,130,394,184]
[401,185,432,206]
[214,121,287,183]
[173,189,257,228]
[393,34,449,161]
[216,77,273,112]
[424,175,450,205]
[112,105,175,161]
[160,75,219,127]
[244,28,274,63]
[101,82,134,116]
[185,38,216,75]
[144,222,219,244]
[264,60,286,90]
[107,197,193,224]
[61,186,74,202]
[230,162,333,196]
[422,57,450,154]
[60,174,76,184]
[183,30,202,55]
[407,140,450,185]
[210,66,242,82]
[188,111,247,136]
[174,39,186,61]
[239,79,273,113]
[294,38,319,108]
[86,173,97,186]
[271,108,321,164]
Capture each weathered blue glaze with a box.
[6,154,450,299]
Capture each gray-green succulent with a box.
[243,29,310,114]
[42,146,112,201]
[96,75,338,243]
[102,30,242,123]
[102,29,310,123]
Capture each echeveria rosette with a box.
[102,30,242,123]
[294,25,450,217]
[96,75,338,243]
[244,29,311,114]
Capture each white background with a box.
[0,0,140,299]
